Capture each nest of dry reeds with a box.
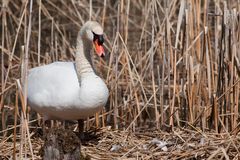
[0,0,240,159]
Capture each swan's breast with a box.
[78,74,109,109]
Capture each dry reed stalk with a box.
[114,51,119,130]
[0,1,6,112]
[185,5,192,124]
[13,85,18,160]
[95,112,99,128]
[101,0,107,28]
[89,0,92,20]
[213,94,219,132]
[233,82,239,133]
[37,0,41,65]
[124,0,130,44]
[112,0,121,130]
[152,70,159,129]
[1,1,7,138]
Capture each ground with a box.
[1,126,239,159]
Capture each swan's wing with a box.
[27,62,80,109]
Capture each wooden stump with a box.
[41,128,81,160]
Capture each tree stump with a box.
[41,128,81,160]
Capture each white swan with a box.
[27,21,109,134]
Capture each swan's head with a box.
[80,21,105,57]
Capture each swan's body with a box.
[28,62,108,120]
[27,21,109,124]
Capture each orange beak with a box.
[94,40,105,57]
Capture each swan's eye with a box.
[93,32,104,45]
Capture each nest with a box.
[1,126,239,159]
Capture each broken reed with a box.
[0,0,240,140]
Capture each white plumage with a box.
[27,21,109,123]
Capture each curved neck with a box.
[75,35,95,83]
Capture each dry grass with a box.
[0,0,240,159]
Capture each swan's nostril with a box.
[100,53,105,58]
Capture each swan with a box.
[27,21,109,135]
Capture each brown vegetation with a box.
[0,0,240,159]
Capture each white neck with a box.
[75,33,95,84]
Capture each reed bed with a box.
[0,0,240,159]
